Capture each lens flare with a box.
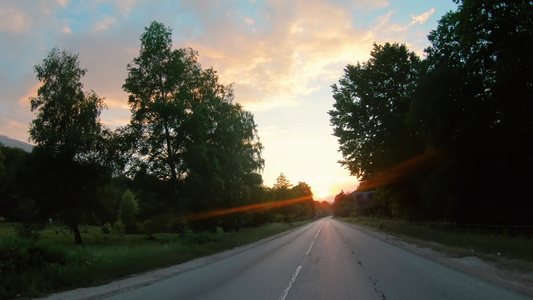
[358,150,441,190]
[188,196,313,220]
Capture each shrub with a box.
[113,220,125,237]
[141,215,170,240]
[118,190,138,233]
[101,222,112,234]
[0,238,67,299]
[16,222,43,241]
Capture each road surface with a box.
[105,217,528,300]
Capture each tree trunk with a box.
[68,217,83,244]
[163,122,185,237]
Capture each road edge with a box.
[335,218,533,298]
[41,220,318,300]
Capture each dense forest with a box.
[330,0,532,226]
[0,21,331,244]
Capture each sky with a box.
[0,0,458,202]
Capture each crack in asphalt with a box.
[369,275,387,300]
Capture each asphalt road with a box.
[105,217,528,300]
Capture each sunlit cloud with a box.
[370,7,437,55]
[0,7,31,33]
[410,8,435,25]
[101,117,130,129]
[375,8,436,34]
[186,0,375,112]
[57,0,69,7]
[100,0,137,15]
[351,0,390,11]
[373,10,394,30]
[0,0,457,199]
[245,17,254,25]
[93,15,115,32]
[62,25,72,34]
[18,81,40,108]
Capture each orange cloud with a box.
[187,0,375,111]
[18,81,41,108]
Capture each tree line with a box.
[329,0,532,225]
[0,21,329,244]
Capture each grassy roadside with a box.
[0,221,310,299]
[338,217,533,271]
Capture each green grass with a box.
[339,217,533,266]
[0,221,309,299]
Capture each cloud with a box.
[410,8,435,25]
[184,0,375,112]
[245,17,254,25]
[93,15,116,32]
[373,8,436,33]
[0,7,31,33]
[62,25,73,34]
[0,0,444,144]
[370,7,437,54]
[18,81,40,108]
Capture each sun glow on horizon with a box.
[313,188,332,200]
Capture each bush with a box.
[141,215,171,240]
[0,238,67,299]
[113,221,125,237]
[118,190,138,233]
[101,222,112,234]
[16,222,43,241]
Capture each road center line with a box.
[315,225,322,239]
[279,265,302,300]
[279,224,323,300]
[306,240,315,255]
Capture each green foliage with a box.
[331,1,533,225]
[0,221,310,299]
[29,47,107,161]
[113,220,125,237]
[16,222,43,241]
[140,214,178,239]
[409,0,533,224]
[118,190,138,233]
[0,147,4,173]
[28,47,112,244]
[315,201,332,218]
[329,42,421,180]
[332,191,355,218]
[101,222,112,234]
[121,21,264,231]
[269,175,315,223]
[0,21,307,249]
[273,173,292,191]
[0,238,67,298]
[0,145,32,221]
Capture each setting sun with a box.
[313,187,333,200]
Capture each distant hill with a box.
[0,135,33,153]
